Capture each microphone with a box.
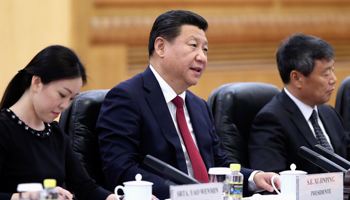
[298,146,347,173]
[314,144,350,170]
[143,155,202,185]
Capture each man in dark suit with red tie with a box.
[248,33,350,174]
[96,10,279,200]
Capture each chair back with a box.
[208,82,280,167]
[59,89,109,187]
[335,76,350,132]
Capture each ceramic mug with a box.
[114,174,153,200]
[271,164,307,198]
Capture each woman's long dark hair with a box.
[0,45,87,109]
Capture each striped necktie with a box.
[309,110,333,151]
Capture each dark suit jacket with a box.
[248,89,350,174]
[96,67,253,200]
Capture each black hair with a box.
[148,10,208,57]
[276,33,334,84]
[0,45,87,109]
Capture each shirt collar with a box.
[149,65,186,103]
[284,87,318,120]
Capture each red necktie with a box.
[172,96,209,183]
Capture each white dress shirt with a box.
[150,65,197,177]
[150,65,259,191]
[284,88,333,147]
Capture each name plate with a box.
[297,172,343,200]
[170,182,223,200]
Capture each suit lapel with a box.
[279,90,318,147]
[185,92,211,168]
[142,67,188,172]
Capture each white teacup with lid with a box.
[271,164,307,199]
[114,173,153,200]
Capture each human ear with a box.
[290,70,303,89]
[31,76,42,92]
[154,37,166,58]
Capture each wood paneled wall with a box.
[71,0,350,106]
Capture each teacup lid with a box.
[123,174,154,186]
[279,163,307,175]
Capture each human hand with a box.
[152,195,159,200]
[106,193,119,200]
[253,172,281,192]
[55,186,73,200]
[12,191,40,200]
